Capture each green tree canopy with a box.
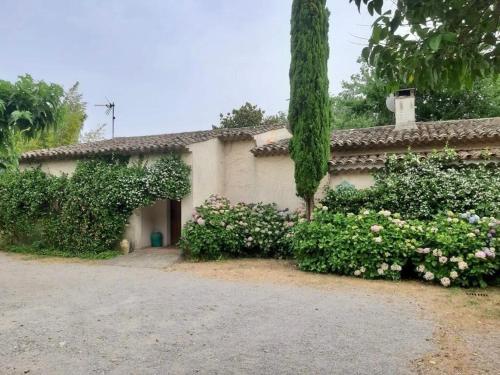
[289,0,331,219]
[215,102,288,129]
[18,82,87,152]
[216,102,264,129]
[0,75,65,169]
[351,0,499,90]
[0,75,64,144]
[331,63,500,129]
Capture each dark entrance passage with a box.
[170,200,182,245]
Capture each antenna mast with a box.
[95,100,116,138]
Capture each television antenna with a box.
[95,98,116,138]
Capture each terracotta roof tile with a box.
[329,148,500,173]
[251,117,500,156]
[20,123,284,162]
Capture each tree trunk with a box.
[305,196,314,221]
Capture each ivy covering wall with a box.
[0,154,191,256]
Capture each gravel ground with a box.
[0,252,434,374]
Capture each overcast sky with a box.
[1,1,377,138]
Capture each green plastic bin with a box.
[150,232,163,248]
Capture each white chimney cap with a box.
[394,88,416,130]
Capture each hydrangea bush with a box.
[412,211,498,288]
[292,207,421,280]
[180,195,297,260]
[293,207,499,287]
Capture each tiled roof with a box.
[20,123,284,162]
[251,117,500,156]
[329,148,500,173]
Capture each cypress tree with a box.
[288,0,331,220]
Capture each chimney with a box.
[394,88,416,130]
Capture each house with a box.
[20,92,500,249]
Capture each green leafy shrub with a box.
[0,168,64,244]
[322,149,500,219]
[180,195,296,260]
[0,154,191,256]
[412,212,498,288]
[321,182,375,214]
[293,208,421,280]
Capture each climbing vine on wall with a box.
[0,154,191,255]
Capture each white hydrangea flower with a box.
[354,270,361,276]
[390,264,402,271]
[416,247,431,254]
[373,236,383,243]
[432,249,443,257]
[416,264,426,273]
[440,277,451,287]
[458,261,468,270]
[423,272,435,281]
[381,263,389,270]
[450,271,458,279]
[438,256,448,264]
[360,266,366,273]
[377,268,385,275]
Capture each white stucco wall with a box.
[20,159,77,176]
[254,155,300,209]
[329,172,375,189]
[223,140,256,204]
[187,138,225,207]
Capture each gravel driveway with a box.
[0,252,434,374]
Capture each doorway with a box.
[169,200,182,245]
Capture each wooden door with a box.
[170,200,182,245]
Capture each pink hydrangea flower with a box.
[474,250,486,259]
[370,225,383,233]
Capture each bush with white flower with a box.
[0,155,191,256]
[180,195,297,260]
[322,149,500,219]
[412,211,498,287]
[292,208,420,280]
